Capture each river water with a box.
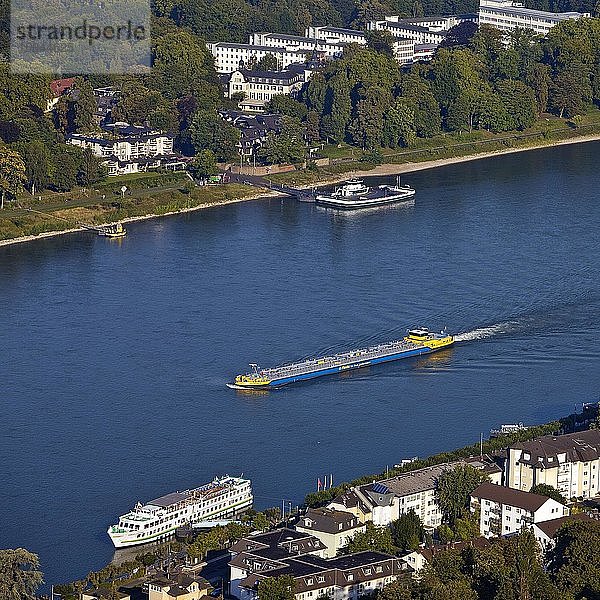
[1,142,600,588]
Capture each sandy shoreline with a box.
[2,132,599,248]
[304,133,600,187]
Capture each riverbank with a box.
[276,130,600,189]
[2,130,600,247]
[0,185,277,248]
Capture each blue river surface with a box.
[1,141,600,588]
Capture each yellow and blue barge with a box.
[229,328,454,389]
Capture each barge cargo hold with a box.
[229,328,454,389]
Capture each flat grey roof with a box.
[480,5,585,19]
[148,491,189,507]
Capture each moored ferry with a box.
[315,178,415,210]
[229,328,454,389]
[107,475,252,548]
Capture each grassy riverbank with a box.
[0,176,269,244]
[271,113,600,187]
[2,112,600,245]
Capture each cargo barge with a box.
[229,328,454,389]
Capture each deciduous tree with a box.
[435,465,489,526]
[0,146,26,208]
[0,548,43,600]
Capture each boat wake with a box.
[454,320,521,342]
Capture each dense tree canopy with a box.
[0,548,43,600]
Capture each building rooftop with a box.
[299,507,362,534]
[512,429,600,468]
[534,513,594,538]
[471,482,556,512]
[479,2,586,19]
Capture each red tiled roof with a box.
[50,77,76,97]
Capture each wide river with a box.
[2,141,600,588]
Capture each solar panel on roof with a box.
[372,483,389,494]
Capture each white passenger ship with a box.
[108,475,253,548]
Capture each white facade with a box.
[249,32,346,57]
[506,430,600,500]
[306,26,366,45]
[329,459,502,530]
[478,0,588,35]
[207,42,309,74]
[68,132,173,162]
[369,20,447,45]
[227,69,305,111]
[471,482,569,538]
[296,509,366,557]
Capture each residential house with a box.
[229,528,327,599]
[532,512,596,552]
[93,87,120,126]
[505,429,600,499]
[237,551,408,600]
[219,110,285,162]
[478,0,589,35]
[148,573,211,600]
[470,482,569,538]
[295,507,366,557]
[402,537,490,573]
[46,77,76,112]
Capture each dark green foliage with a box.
[265,95,309,120]
[440,21,478,48]
[389,510,424,551]
[341,521,397,554]
[435,465,489,526]
[257,575,296,600]
[189,110,241,161]
[529,483,567,504]
[258,116,306,164]
[189,149,218,179]
[256,53,280,71]
[548,519,600,599]
[366,29,397,58]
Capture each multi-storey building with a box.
[470,482,569,538]
[236,550,407,600]
[207,42,310,74]
[306,26,367,45]
[249,32,346,57]
[531,513,595,552]
[148,574,211,600]
[67,126,185,176]
[505,429,600,500]
[368,19,447,45]
[226,65,313,112]
[229,528,327,599]
[295,508,366,557]
[328,457,502,529]
[478,0,589,35]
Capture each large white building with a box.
[505,429,600,500]
[226,68,307,112]
[207,42,311,74]
[328,457,502,530]
[478,0,589,35]
[67,125,184,176]
[470,482,569,538]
